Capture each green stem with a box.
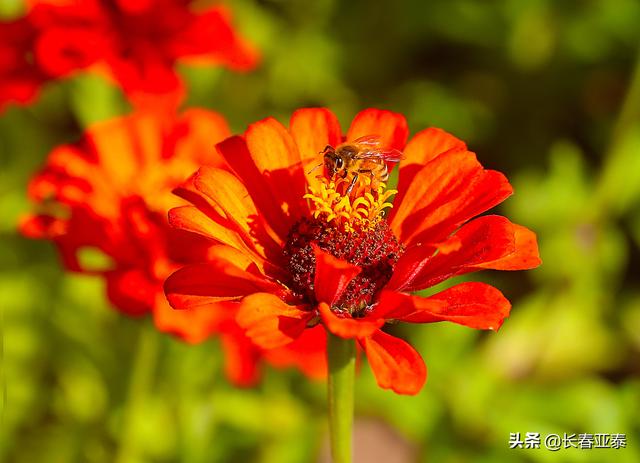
[327,333,356,463]
[115,320,160,463]
[594,46,640,216]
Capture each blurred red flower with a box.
[0,16,45,110]
[164,108,541,394]
[1,0,258,110]
[20,109,324,385]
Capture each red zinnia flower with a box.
[20,108,324,385]
[165,108,541,394]
[0,15,46,110]
[1,0,258,110]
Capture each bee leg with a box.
[345,174,359,196]
[357,169,376,189]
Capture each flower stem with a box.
[327,332,356,463]
[115,320,159,463]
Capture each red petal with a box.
[389,215,518,291]
[346,109,409,151]
[236,293,312,349]
[360,330,426,395]
[390,150,513,247]
[318,303,384,339]
[263,325,327,380]
[105,269,156,316]
[179,6,260,72]
[164,246,283,310]
[220,330,262,387]
[395,127,467,213]
[313,244,361,305]
[402,127,467,167]
[478,224,542,270]
[379,282,511,331]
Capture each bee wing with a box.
[355,148,404,162]
[352,135,383,147]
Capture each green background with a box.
[1,0,639,462]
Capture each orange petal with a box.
[245,117,308,218]
[289,108,342,190]
[170,178,282,278]
[395,127,467,209]
[153,292,235,344]
[169,205,246,249]
[360,330,426,395]
[379,282,511,331]
[172,108,230,168]
[318,302,384,339]
[290,108,342,161]
[312,244,361,305]
[388,215,517,291]
[390,150,513,246]
[346,108,409,151]
[194,166,283,261]
[236,293,312,349]
[164,246,283,310]
[87,113,158,188]
[217,135,294,239]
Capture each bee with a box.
[321,135,403,194]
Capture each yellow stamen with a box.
[304,177,397,232]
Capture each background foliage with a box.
[1,0,640,462]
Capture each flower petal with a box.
[153,292,234,344]
[172,108,230,168]
[390,149,513,246]
[290,107,342,161]
[318,302,384,339]
[194,166,283,262]
[245,117,308,218]
[478,224,542,270]
[164,245,283,310]
[289,108,342,189]
[360,330,426,395]
[346,108,408,150]
[263,325,327,380]
[236,293,312,349]
[389,215,520,292]
[168,205,246,250]
[379,282,511,331]
[313,244,361,305]
[87,113,158,188]
[395,127,467,210]
[178,6,260,72]
[220,330,262,387]
[217,135,296,239]
[105,268,156,316]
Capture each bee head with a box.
[323,145,344,177]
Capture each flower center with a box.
[283,177,403,316]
